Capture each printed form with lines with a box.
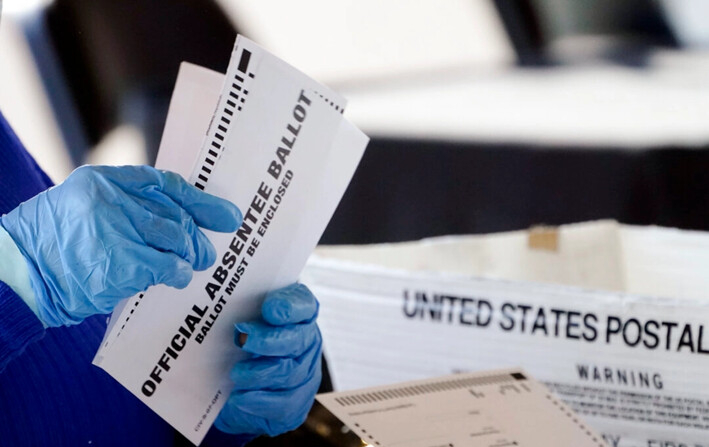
[317,369,607,447]
[92,35,369,445]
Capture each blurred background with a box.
[1,0,709,445]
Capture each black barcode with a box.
[195,46,256,190]
[107,292,145,346]
[545,393,607,446]
[334,372,522,407]
[315,91,344,114]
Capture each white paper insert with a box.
[317,368,607,447]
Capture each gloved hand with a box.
[216,283,322,438]
[0,165,241,327]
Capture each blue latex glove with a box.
[216,283,322,438]
[0,165,242,327]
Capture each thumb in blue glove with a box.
[0,165,242,327]
[215,283,322,438]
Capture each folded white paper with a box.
[317,368,607,447]
[93,36,369,445]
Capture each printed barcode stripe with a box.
[545,394,606,446]
[190,43,256,191]
[238,49,252,73]
[315,91,345,114]
[334,373,522,407]
[107,293,145,346]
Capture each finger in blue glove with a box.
[260,283,319,325]
[235,283,320,356]
[234,320,320,358]
[230,327,322,391]
[215,348,322,437]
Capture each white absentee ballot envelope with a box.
[317,368,606,447]
[93,36,368,445]
[302,221,709,447]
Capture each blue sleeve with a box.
[202,426,258,447]
[0,111,51,374]
[0,281,45,373]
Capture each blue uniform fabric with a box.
[0,111,250,446]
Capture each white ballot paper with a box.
[93,35,369,445]
[317,368,607,447]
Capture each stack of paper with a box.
[93,35,369,445]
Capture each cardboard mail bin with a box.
[302,221,709,447]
